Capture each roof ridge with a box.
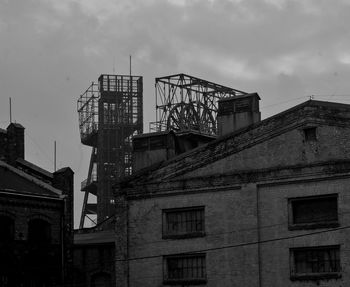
[0,160,63,197]
[127,99,350,184]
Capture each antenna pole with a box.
[129,55,132,76]
[54,141,56,172]
[9,97,12,123]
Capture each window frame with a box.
[290,245,341,281]
[303,127,317,142]
[162,206,205,239]
[288,194,339,230]
[163,253,207,285]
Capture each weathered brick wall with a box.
[119,101,350,286]
[136,102,350,182]
[0,196,62,242]
[73,244,115,287]
[186,125,350,178]
[127,185,260,287]
[258,177,350,286]
[0,167,63,243]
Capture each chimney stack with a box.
[217,93,261,137]
[6,123,25,164]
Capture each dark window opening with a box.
[28,219,51,244]
[0,216,14,242]
[163,207,205,239]
[289,194,338,230]
[164,254,206,284]
[304,127,317,141]
[291,246,340,280]
[91,272,111,287]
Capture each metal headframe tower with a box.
[150,73,248,135]
[77,74,143,228]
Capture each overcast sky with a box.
[1,0,350,227]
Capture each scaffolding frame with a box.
[78,74,143,228]
[150,73,247,135]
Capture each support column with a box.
[115,188,128,287]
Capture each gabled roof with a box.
[122,100,350,186]
[0,160,63,198]
[16,158,53,180]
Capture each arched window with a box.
[28,218,51,244]
[0,216,14,242]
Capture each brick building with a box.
[73,227,115,287]
[115,97,350,286]
[0,123,74,286]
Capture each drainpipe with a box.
[256,185,262,287]
[61,200,65,285]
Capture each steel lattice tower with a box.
[150,73,247,135]
[77,74,143,228]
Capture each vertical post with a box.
[129,55,132,77]
[54,141,57,172]
[115,188,128,287]
[155,82,158,130]
[256,184,262,287]
[9,97,12,123]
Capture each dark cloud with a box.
[1,0,350,226]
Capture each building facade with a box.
[0,123,74,287]
[115,98,350,286]
[73,228,115,287]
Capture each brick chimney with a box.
[6,123,25,164]
[217,93,261,136]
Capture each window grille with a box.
[163,207,205,239]
[164,254,206,284]
[291,246,341,280]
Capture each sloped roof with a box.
[0,160,63,198]
[16,158,53,179]
[122,100,350,185]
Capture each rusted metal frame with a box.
[156,73,246,94]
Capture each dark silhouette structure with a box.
[0,123,74,287]
[78,74,143,228]
[150,73,247,135]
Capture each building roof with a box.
[121,100,350,186]
[16,158,53,179]
[0,160,63,198]
[8,122,25,129]
[74,229,115,245]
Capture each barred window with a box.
[163,207,205,239]
[289,194,338,230]
[291,246,341,280]
[164,254,206,284]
